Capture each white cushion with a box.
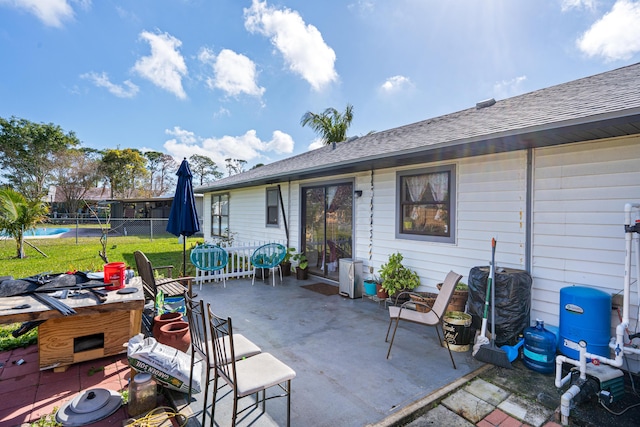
[209,333,261,361]
[232,352,296,396]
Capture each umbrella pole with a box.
[183,236,187,277]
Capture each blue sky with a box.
[1,0,640,170]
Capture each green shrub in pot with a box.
[280,247,296,276]
[378,252,420,297]
[292,252,309,279]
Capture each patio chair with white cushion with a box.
[184,293,261,426]
[207,303,295,426]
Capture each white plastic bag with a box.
[127,334,201,394]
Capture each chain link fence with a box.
[47,217,205,240]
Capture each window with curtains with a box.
[397,165,455,243]
[266,187,279,226]
[210,193,229,237]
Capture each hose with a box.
[124,406,188,427]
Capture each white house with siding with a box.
[195,63,640,368]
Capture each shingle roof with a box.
[197,62,640,192]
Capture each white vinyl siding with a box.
[203,184,297,245]
[199,135,640,370]
[531,135,640,331]
[364,152,527,292]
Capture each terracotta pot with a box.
[152,312,183,339]
[375,283,388,299]
[157,321,191,353]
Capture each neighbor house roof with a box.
[47,186,111,203]
[196,62,640,193]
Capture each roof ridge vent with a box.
[476,98,496,109]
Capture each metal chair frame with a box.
[250,243,287,287]
[385,270,463,369]
[190,244,229,289]
[207,304,294,427]
[134,250,192,334]
[184,294,212,427]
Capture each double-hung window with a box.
[397,165,455,243]
[211,193,229,237]
[266,187,279,226]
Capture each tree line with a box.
[0,116,228,214]
[1,101,357,210]
[0,104,356,259]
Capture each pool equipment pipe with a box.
[555,202,640,425]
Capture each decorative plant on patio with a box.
[378,252,420,297]
[292,251,309,279]
[280,247,296,276]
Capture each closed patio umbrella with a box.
[167,158,201,276]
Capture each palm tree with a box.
[0,188,49,258]
[300,103,354,145]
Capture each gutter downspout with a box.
[525,147,533,273]
[277,184,290,248]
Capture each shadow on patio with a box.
[169,275,485,427]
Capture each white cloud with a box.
[307,138,325,151]
[0,0,75,27]
[244,0,338,91]
[577,0,640,61]
[163,127,294,167]
[213,107,231,119]
[380,75,414,93]
[348,1,375,14]
[199,48,265,97]
[493,75,527,99]
[81,72,139,98]
[133,31,188,99]
[166,127,197,145]
[561,0,596,12]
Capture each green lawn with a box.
[0,235,204,278]
[0,234,205,351]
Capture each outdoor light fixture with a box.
[354,190,363,198]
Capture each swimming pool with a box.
[25,227,71,236]
[0,227,71,238]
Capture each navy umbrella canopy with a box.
[167,158,201,276]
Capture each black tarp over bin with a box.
[467,266,532,346]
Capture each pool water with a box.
[1,228,70,238]
[24,228,70,236]
[0,227,71,237]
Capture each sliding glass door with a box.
[301,182,353,281]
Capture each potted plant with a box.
[292,252,309,280]
[378,252,420,302]
[280,247,296,276]
[437,280,469,312]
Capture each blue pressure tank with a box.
[559,286,611,360]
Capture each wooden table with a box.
[0,277,144,372]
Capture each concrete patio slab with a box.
[171,276,484,426]
[441,388,495,424]
[497,394,555,427]
[464,378,511,406]
[405,404,474,427]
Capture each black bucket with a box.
[442,311,473,352]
